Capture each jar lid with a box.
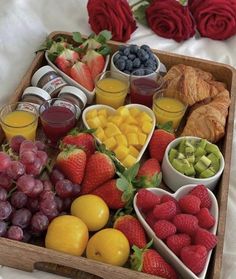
[59,86,87,109]
[31,65,56,86]
[22,86,51,101]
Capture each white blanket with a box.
[0,1,235,278]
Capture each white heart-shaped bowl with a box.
[162,136,225,192]
[82,104,156,166]
[45,52,110,104]
[133,184,219,279]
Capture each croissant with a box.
[181,90,231,143]
[163,64,226,106]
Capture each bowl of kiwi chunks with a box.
[162,136,225,192]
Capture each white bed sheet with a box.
[0,1,235,278]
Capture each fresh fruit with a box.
[55,49,79,75]
[153,220,176,240]
[131,244,177,279]
[45,215,89,256]
[166,234,191,257]
[71,195,109,231]
[70,61,94,91]
[153,201,177,221]
[173,214,199,235]
[113,214,147,248]
[136,188,161,213]
[180,245,208,275]
[194,228,218,251]
[189,184,212,209]
[136,158,162,188]
[86,228,130,266]
[61,128,96,158]
[196,208,215,229]
[56,146,86,185]
[178,194,201,214]
[0,152,11,172]
[149,125,175,163]
[81,151,116,194]
[82,49,105,80]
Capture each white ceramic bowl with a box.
[162,136,225,192]
[82,103,156,166]
[45,52,110,104]
[133,184,219,279]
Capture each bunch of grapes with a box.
[0,136,80,243]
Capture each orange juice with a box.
[95,78,128,109]
[1,110,38,140]
[153,96,186,130]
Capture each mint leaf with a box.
[72,32,83,44]
[133,3,149,26]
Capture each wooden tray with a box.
[0,31,235,279]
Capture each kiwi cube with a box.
[169,148,178,163]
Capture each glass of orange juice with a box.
[95,71,129,109]
[0,102,38,141]
[152,90,187,131]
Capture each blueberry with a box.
[120,55,128,60]
[137,49,149,62]
[141,44,151,52]
[130,44,139,54]
[128,54,136,61]
[123,47,130,56]
[113,53,121,63]
[118,45,126,52]
[132,58,141,68]
[133,69,145,76]
[149,53,157,61]
[115,59,126,71]
[125,59,133,71]
[144,68,154,75]
[145,60,157,71]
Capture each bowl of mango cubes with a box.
[82,104,155,168]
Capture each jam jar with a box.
[21,87,51,111]
[31,65,67,97]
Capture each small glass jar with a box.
[21,86,51,111]
[31,65,67,97]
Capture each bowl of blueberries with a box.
[110,44,165,83]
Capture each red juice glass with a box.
[39,98,76,146]
[130,70,164,108]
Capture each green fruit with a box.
[169,148,178,163]
[199,167,216,178]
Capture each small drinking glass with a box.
[0,102,38,141]
[130,70,164,108]
[95,71,129,109]
[39,98,77,146]
[152,89,187,131]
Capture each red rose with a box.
[146,0,195,42]
[189,0,236,40]
[87,0,137,42]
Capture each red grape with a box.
[11,208,32,229]
[72,183,81,197]
[50,168,65,185]
[6,161,25,179]
[0,201,12,220]
[55,179,73,198]
[11,191,28,209]
[27,179,43,198]
[19,140,37,154]
[0,187,7,201]
[7,225,24,241]
[26,198,39,213]
[55,196,63,212]
[0,173,12,190]
[39,196,57,217]
[20,150,37,164]
[43,180,53,191]
[31,212,49,232]
[10,135,25,153]
[0,152,11,172]
[25,158,43,176]
[0,221,7,236]
[34,140,46,151]
[16,174,35,195]
[37,150,48,165]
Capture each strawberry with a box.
[131,245,178,279]
[55,49,79,75]
[148,124,175,163]
[81,152,115,194]
[161,195,181,214]
[166,233,191,257]
[56,146,86,184]
[136,189,161,213]
[180,245,208,275]
[178,194,201,214]
[153,201,177,220]
[194,228,217,251]
[70,61,94,91]
[189,184,212,209]
[153,220,176,240]
[61,128,95,158]
[82,50,105,80]
[113,215,147,248]
[196,208,215,229]
[135,158,162,188]
[173,214,199,236]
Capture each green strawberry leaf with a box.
[116,177,129,192]
[97,44,112,56]
[95,30,112,43]
[72,32,84,44]
[158,121,174,133]
[133,3,149,26]
[36,38,54,52]
[123,162,140,183]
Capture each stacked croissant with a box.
[163,64,231,143]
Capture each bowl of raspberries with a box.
[110,44,163,83]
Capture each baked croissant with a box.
[163,64,226,106]
[181,90,231,143]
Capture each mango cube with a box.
[141,121,153,134]
[129,146,139,158]
[139,111,153,123]
[105,123,121,137]
[127,133,139,146]
[86,109,97,120]
[126,116,138,125]
[86,117,101,129]
[114,146,129,161]
[115,134,128,146]
[122,154,137,168]
[138,132,147,146]
[95,127,105,141]
[98,115,107,128]
[108,115,123,126]
[129,108,141,117]
[98,109,108,118]
[126,125,139,134]
[117,106,130,118]
[103,137,117,150]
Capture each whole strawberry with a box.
[148,123,175,163]
[136,158,162,188]
[56,146,86,184]
[113,214,147,248]
[131,244,178,279]
[81,151,116,194]
[61,128,95,158]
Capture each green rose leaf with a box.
[133,3,149,26]
[178,0,188,6]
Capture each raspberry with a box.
[178,194,201,214]
[180,245,207,275]
[194,228,217,251]
[173,214,199,235]
[136,189,161,213]
[153,201,177,220]
[166,233,191,257]
[153,220,176,240]
[145,210,157,230]
[189,184,212,209]
[161,194,181,214]
[196,208,215,229]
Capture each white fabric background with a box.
[0,0,235,278]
